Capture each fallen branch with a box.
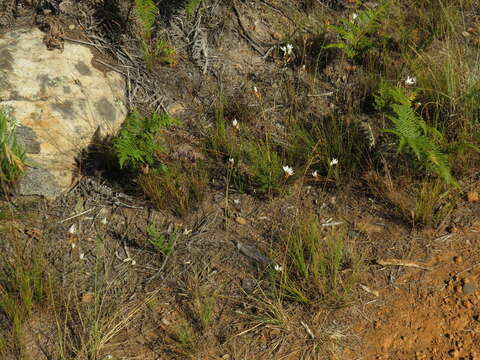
[375,258,432,270]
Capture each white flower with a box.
[352,13,358,21]
[68,223,76,234]
[280,43,294,56]
[312,170,319,178]
[232,118,239,129]
[274,264,283,272]
[101,217,108,225]
[228,157,235,164]
[283,165,294,176]
[253,86,258,93]
[79,253,85,260]
[405,76,416,86]
[330,158,338,166]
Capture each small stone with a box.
[462,31,471,38]
[448,225,458,233]
[463,283,478,295]
[468,191,479,202]
[222,355,231,360]
[68,24,75,30]
[235,216,247,225]
[81,292,94,303]
[167,102,185,115]
[356,219,383,234]
[241,278,254,292]
[448,349,459,357]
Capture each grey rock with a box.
[463,283,478,295]
[0,28,127,199]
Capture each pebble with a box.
[468,191,479,202]
[68,24,75,30]
[235,216,247,225]
[463,283,478,295]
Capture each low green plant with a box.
[374,83,479,187]
[324,3,388,61]
[413,179,455,227]
[286,114,369,184]
[245,141,285,196]
[196,294,216,329]
[185,0,202,17]
[139,164,208,217]
[272,215,361,307]
[134,0,177,70]
[0,234,48,353]
[146,224,177,256]
[0,107,26,190]
[174,320,194,351]
[113,110,179,172]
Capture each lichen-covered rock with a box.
[0,28,127,198]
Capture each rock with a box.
[467,191,479,202]
[166,102,185,116]
[81,292,94,303]
[463,283,478,295]
[0,28,127,199]
[356,219,383,234]
[235,216,247,225]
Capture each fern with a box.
[134,0,158,40]
[134,0,177,70]
[324,3,387,61]
[113,110,179,172]
[377,85,458,187]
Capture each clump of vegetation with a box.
[134,0,177,70]
[146,224,177,256]
[271,215,361,307]
[0,232,49,354]
[375,83,479,187]
[185,0,202,17]
[139,164,208,217]
[325,3,388,61]
[0,107,26,191]
[113,110,179,172]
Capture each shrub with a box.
[0,107,26,190]
[113,110,179,172]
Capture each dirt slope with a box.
[350,229,480,359]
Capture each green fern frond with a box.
[380,85,458,187]
[325,2,388,60]
[113,110,179,171]
[134,0,158,38]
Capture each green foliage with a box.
[113,110,179,172]
[185,0,202,17]
[139,164,208,217]
[0,239,47,350]
[286,115,369,183]
[0,107,26,189]
[324,3,388,61]
[134,0,158,40]
[374,83,465,187]
[134,0,177,70]
[271,216,361,307]
[146,224,177,256]
[245,141,285,196]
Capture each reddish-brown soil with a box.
[348,228,480,360]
